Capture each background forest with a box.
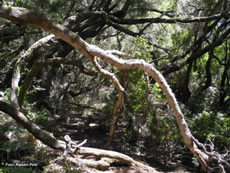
[0,0,230,172]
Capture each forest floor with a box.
[0,106,197,173]
[46,111,196,173]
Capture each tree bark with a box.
[0,101,66,149]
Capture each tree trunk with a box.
[0,101,66,149]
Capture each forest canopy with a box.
[0,0,230,172]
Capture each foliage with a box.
[114,37,184,154]
[27,107,50,125]
[0,126,35,156]
[0,89,10,103]
[190,111,230,147]
[0,167,39,173]
[133,36,153,62]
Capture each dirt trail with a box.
[49,113,194,173]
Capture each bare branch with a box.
[162,27,230,75]
[129,7,175,18]
[10,58,21,110]
[108,12,229,24]
[0,101,66,149]
[106,19,139,36]
[106,50,135,59]
[92,57,124,147]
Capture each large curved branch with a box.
[0,100,66,149]
[0,5,229,171]
[9,35,56,108]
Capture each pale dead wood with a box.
[92,57,124,147]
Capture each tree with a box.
[0,0,230,172]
